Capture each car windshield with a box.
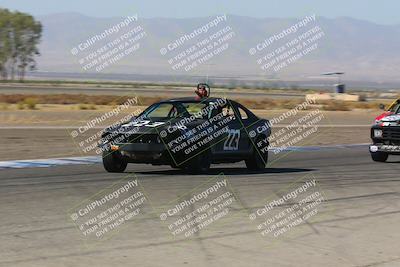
[389,102,400,114]
[140,102,208,119]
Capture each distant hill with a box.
[35,13,400,83]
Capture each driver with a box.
[195,84,208,100]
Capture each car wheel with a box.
[186,149,211,174]
[102,151,127,173]
[371,152,389,162]
[246,138,268,171]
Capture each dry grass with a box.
[77,103,97,110]
[319,100,392,111]
[0,103,10,110]
[0,94,167,106]
[0,94,390,111]
[234,98,306,110]
[321,101,351,111]
[11,98,38,110]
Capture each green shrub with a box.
[0,103,9,110]
[78,104,88,110]
[23,98,38,109]
[87,104,97,110]
[17,102,25,110]
[78,104,97,110]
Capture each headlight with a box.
[370,145,379,152]
[374,129,383,138]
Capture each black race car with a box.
[99,97,271,173]
[370,113,400,162]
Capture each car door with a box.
[212,101,249,156]
[231,102,252,153]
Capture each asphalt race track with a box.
[1,147,400,267]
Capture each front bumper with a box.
[112,143,169,163]
[116,143,165,153]
[370,126,400,154]
[370,144,400,154]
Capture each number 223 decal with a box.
[223,129,240,151]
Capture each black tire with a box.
[186,149,211,174]
[246,137,268,171]
[371,152,389,162]
[102,151,127,173]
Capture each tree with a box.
[0,8,42,81]
[0,9,12,80]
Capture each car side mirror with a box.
[379,104,385,110]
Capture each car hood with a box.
[378,114,400,126]
[104,117,204,135]
[375,111,394,122]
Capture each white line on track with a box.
[0,144,369,170]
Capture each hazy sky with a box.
[0,0,398,25]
